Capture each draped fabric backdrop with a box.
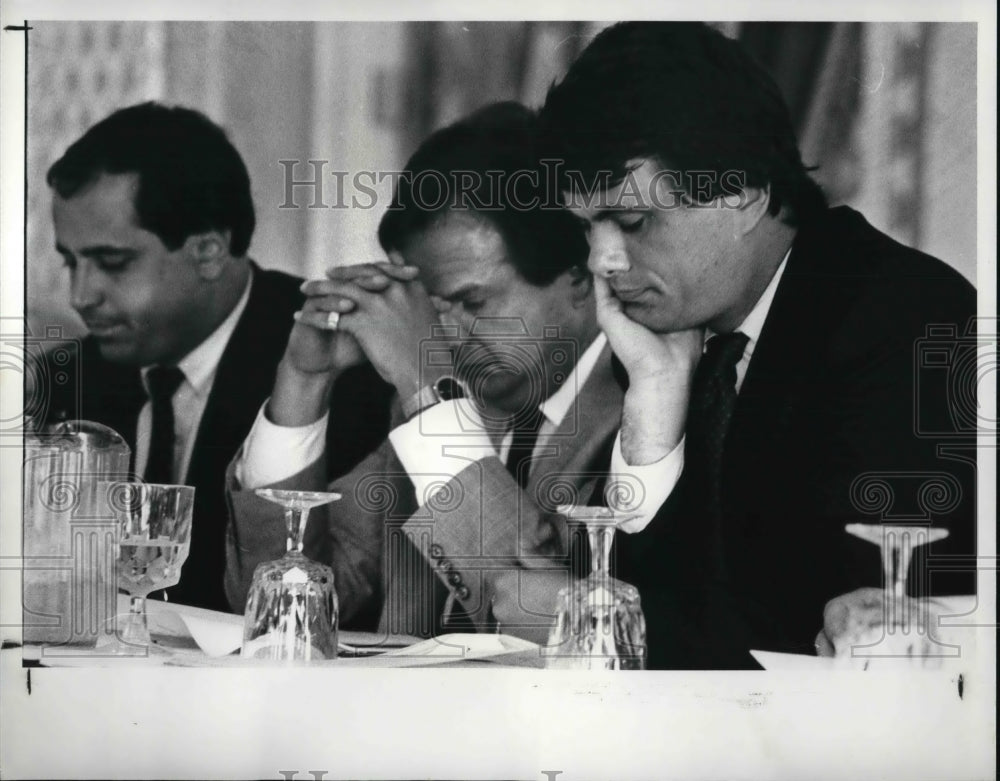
[26,21,976,338]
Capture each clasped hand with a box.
[290,258,444,398]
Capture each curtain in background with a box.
[23,21,977,338]
[396,21,592,156]
[393,21,976,285]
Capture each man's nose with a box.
[69,261,104,312]
[586,223,630,278]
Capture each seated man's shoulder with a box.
[817,206,974,298]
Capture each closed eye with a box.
[91,252,135,272]
[617,213,646,234]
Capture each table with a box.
[16,594,547,669]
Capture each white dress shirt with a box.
[236,333,609,496]
[609,248,791,532]
[134,274,252,483]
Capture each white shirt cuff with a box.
[388,398,498,506]
[606,432,684,533]
[235,401,329,489]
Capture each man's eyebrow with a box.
[57,244,134,257]
[591,206,649,222]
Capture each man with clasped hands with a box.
[225,103,632,638]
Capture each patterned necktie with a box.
[143,365,185,484]
[505,406,546,488]
[685,332,749,526]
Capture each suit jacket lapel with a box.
[527,343,623,496]
[727,212,855,473]
[186,263,293,486]
[377,345,623,636]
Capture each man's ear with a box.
[184,231,232,280]
[566,264,594,307]
[734,185,772,236]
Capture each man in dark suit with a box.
[41,102,391,612]
[537,22,977,668]
[225,103,623,639]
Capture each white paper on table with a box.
[380,633,538,659]
[142,597,435,658]
[142,598,245,657]
[749,650,836,671]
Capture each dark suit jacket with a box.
[41,263,393,611]
[225,343,624,639]
[615,206,978,669]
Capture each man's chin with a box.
[620,299,658,328]
[621,299,685,334]
[92,337,144,366]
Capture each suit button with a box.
[429,544,444,558]
[438,558,453,572]
[447,572,462,586]
[457,585,471,600]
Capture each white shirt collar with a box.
[538,332,608,429]
[141,271,253,398]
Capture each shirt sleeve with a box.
[234,401,330,489]
[607,431,684,533]
[388,398,499,505]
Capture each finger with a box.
[592,275,624,315]
[301,277,352,297]
[300,295,356,315]
[306,276,387,298]
[303,278,376,306]
[294,308,344,332]
[323,262,390,281]
[429,295,452,314]
[386,250,406,266]
[373,262,420,281]
[814,629,835,658]
[352,275,394,292]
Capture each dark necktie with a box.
[143,365,185,485]
[685,332,749,569]
[505,406,546,488]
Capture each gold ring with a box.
[325,311,340,330]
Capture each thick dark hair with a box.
[47,101,256,256]
[378,101,588,286]
[538,22,827,225]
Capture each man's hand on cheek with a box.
[593,275,702,384]
[594,276,702,465]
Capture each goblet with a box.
[545,505,647,670]
[101,482,195,654]
[241,489,341,662]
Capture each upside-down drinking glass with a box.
[844,521,954,653]
[545,506,647,670]
[241,489,341,662]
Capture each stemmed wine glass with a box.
[101,481,195,655]
[843,523,952,664]
[545,505,647,670]
[241,489,341,662]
